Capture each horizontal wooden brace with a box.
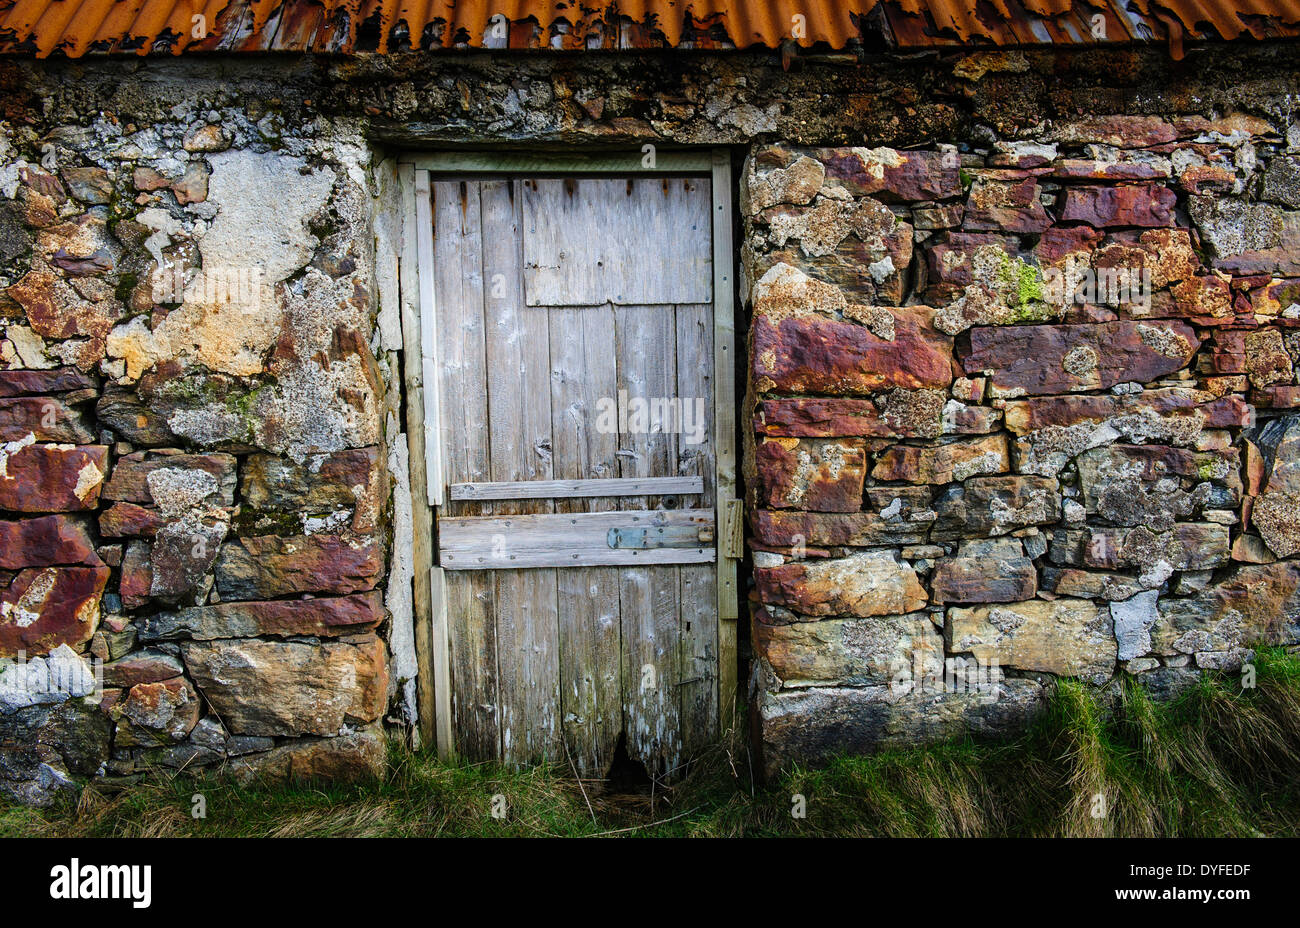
[403,150,713,174]
[448,476,703,501]
[438,509,716,569]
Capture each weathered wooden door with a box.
[417,163,735,780]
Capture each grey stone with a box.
[757,679,1049,776]
[1110,589,1160,661]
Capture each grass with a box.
[4,648,1299,838]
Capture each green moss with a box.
[990,249,1045,311]
[231,507,300,536]
[113,272,138,304]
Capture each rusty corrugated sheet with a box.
[884,0,1300,45]
[0,0,869,54]
[0,0,1295,56]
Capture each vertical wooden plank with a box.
[481,178,561,765]
[396,162,439,751]
[615,303,683,776]
[550,304,621,776]
[435,180,491,519]
[676,300,719,753]
[414,168,452,753]
[615,305,679,510]
[447,570,500,759]
[414,171,444,507]
[712,150,740,730]
[619,565,683,780]
[427,564,453,756]
[433,179,500,759]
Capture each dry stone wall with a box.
[744,118,1300,775]
[0,77,394,804]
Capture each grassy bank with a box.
[4,648,1299,838]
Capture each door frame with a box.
[395,148,741,758]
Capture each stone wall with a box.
[1,45,1298,799]
[744,117,1300,774]
[0,69,396,804]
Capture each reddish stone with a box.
[1003,387,1243,434]
[1252,278,1300,317]
[1060,185,1177,228]
[0,444,108,512]
[1170,275,1235,321]
[756,438,866,512]
[1034,225,1103,266]
[817,147,961,201]
[132,167,170,191]
[1177,164,1237,196]
[912,204,964,230]
[103,450,238,506]
[20,168,66,202]
[757,398,884,437]
[755,395,945,438]
[240,447,381,534]
[0,565,109,657]
[0,367,95,398]
[115,676,201,745]
[98,502,166,537]
[182,636,388,737]
[755,550,928,618]
[140,591,386,641]
[1092,228,1199,289]
[1202,327,1289,384]
[5,267,121,341]
[120,541,152,610]
[1049,160,1168,181]
[750,509,928,547]
[871,433,1009,484]
[962,176,1051,233]
[1254,386,1300,408]
[0,516,100,569]
[171,164,208,205]
[0,397,93,443]
[752,309,953,395]
[1215,223,1300,278]
[962,320,1198,397]
[945,402,1003,434]
[924,233,1018,300]
[1050,116,1178,148]
[1172,114,1275,138]
[214,535,383,600]
[102,651,184,688]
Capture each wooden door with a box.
[427,173,720,780]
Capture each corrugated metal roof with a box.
[0,0,1295,57]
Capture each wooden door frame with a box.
[395,149,741,758]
